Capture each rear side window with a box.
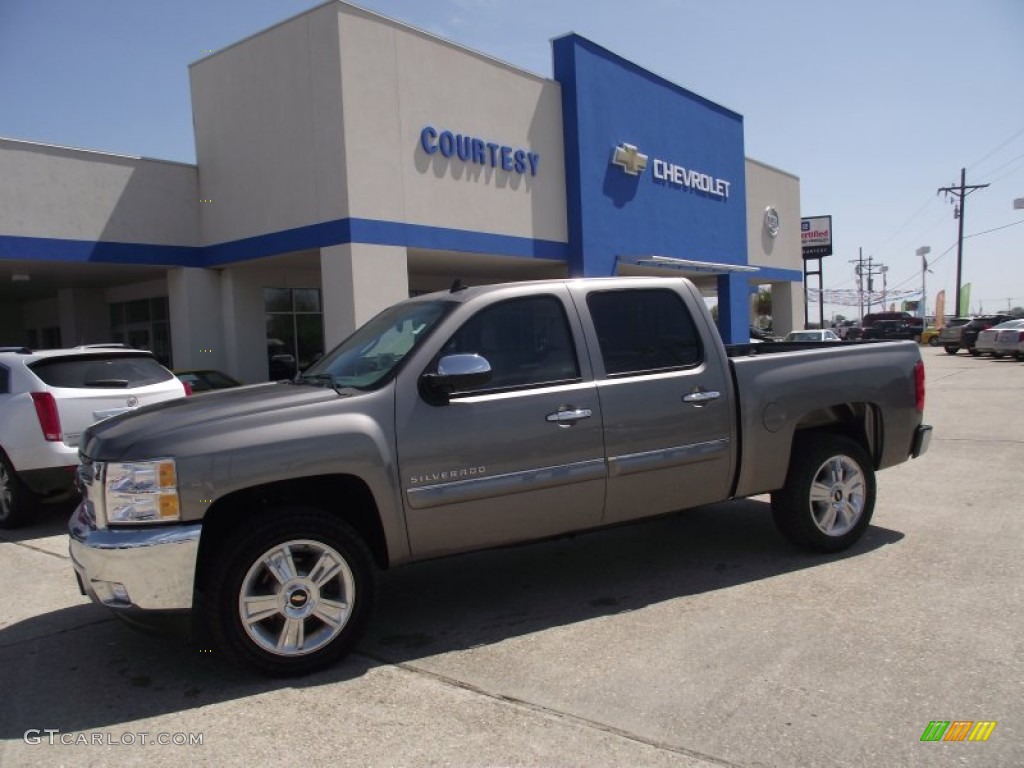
[29,354,173,388]
[587,289,702,376]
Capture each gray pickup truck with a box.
[70,277,931,675]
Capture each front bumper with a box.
[911,424,933,459]
[68,500,201,613]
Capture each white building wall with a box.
[336,4,567,242]
[745,158,801,272]
[0,138,198,245]
[745,158,803,334]
[188,3,349,246]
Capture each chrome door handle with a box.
[682,390,721,404]
[546,408,593,425]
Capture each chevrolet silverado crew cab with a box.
[70,278,932,676]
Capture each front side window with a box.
[439,295,580,394]
[300,300,450,390]
[587,289,703,376]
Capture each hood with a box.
[80,382,347,460]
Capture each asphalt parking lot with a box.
[1,347,1020,767]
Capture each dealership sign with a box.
[611,142,732,199]
[420,125,540,176]
[801,215,833,258]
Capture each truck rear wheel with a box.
[205,507,375,676]
[943,345,958,355]
[771,434,876,552]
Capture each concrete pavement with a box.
[1,347,1020,766]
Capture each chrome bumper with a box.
[68,500,201,612]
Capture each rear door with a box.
[571,283,735,525]
[29,353,186,447]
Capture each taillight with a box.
[913,360,925,413]
[30,392,63,441]
[182,380,193,397]
[1018,331,1024,343]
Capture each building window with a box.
[109,297,172,367]
[264,288,324,380]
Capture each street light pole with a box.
[917,246,931,321]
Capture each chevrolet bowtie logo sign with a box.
[612,143,648,176]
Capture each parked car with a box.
[175,369,243,393]
[835,320,859,340]
[962,314,1016,356]
[975,319,1024,357]
[782,329,841,342]
[0,346,188,527]
[992,323,1024,360]
[937,317,972,354]
[920,326,941,347]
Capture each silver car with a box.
[991,320,1024,360]
[977,319,1024,357]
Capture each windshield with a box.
[299,299,450,390]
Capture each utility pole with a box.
[938,168,989,316]
[850,248,865,318]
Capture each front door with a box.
[395,290,606,558]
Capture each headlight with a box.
[105,459,181,524]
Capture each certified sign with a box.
[801,215,833,259]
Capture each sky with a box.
[2,0,1023,320]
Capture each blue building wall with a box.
[553,35,748,283]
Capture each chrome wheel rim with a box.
[239,539,355,657]
[808,455,866,537]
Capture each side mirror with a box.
[419,353,492,405]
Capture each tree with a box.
[754,289,772,319]
[1009,306,1024,319]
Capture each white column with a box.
[57,288,107,346]
[167,267,225,372]
[771,281,803,337]
[320,243,409,348]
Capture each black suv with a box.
[851,312,922,342]
[962,314,1016,356]
[861,319,916,341]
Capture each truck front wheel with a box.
[205,507,375,676]
[771,434,876,552]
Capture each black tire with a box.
[944,345,958,355]
[927,337,939,347]
[992,353,1004,359]
[771,434,876,553]
[968,347,980,357]
[204,507,375,676]
[0,452,34,529]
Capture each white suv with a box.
[0,346,188,527]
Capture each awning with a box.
[617,255,759,275]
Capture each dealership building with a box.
[0,1,804,383]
